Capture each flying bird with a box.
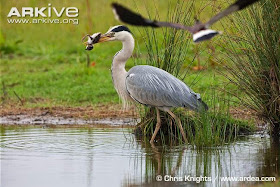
[83,25,208,143]
[111,0,259,43]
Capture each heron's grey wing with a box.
[125,65,200,110]
[155,22,191,31]
[111,3,191,31]
[205,0,259,27]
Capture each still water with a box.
[0,126,279,187]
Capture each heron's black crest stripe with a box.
[232,0,259,10]
[111,25,132,33]
[194,32,219,43]
[111,3,159,27]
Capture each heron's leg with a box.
[150,108,161,144]
[167,110,187,143]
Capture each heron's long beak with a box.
[97,33,114,43]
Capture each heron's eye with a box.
[109,32,115,37]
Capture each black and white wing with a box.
[111,3,191,31]
[111,1,260,43]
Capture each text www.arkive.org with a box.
[7,18,79,25]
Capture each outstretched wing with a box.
[205,0,259,27]
[111,3,191,31]
[125,65,204,111]
[112,1,260,33]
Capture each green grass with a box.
[1,57,116,106]
[1,55,235,107]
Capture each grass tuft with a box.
[222,0,280,138]
[135,90,255,147]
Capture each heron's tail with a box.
[197,99,208,112]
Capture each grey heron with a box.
[84,25,208,143]
[111,0,260,42]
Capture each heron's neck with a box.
[111,35,134,108]
[112,36,134,71]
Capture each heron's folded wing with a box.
[125,65,198,109]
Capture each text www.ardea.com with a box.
[220,176,276,182]
[156,175,276,183]
[7,18,79,25]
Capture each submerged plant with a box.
[223,0,280,138]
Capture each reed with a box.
[222,0,280,138]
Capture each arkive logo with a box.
[7,4,78,18]
[7,4,79,25]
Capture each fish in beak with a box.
[82,32,101,51]
[82,32,114,51]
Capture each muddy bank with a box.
[0,104,262,127]
[0,115,138,127]
[0,104,139,127]
[0,104,137,119]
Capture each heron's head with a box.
[83,25,132,50]
[98,25,132,43]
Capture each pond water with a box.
[0,126,279,187]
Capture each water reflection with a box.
[256,138,280,180]
[0,126,279,187]
[126,135,279,187]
